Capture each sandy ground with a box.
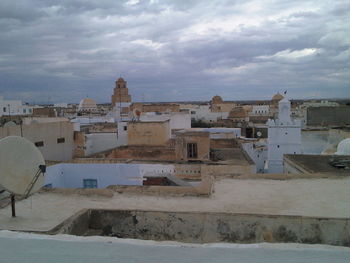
[1,231,350,263]
[1,177,350,231]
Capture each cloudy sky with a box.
[0,0,349,103]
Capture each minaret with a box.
[111,77,132,121]
[111,77,131,106]
[266,97,301,173]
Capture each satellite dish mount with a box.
[10,164,46,218]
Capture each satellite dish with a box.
[3,121,17,127]
[132,108,142,121]
[0,136,46,217]
[256,131,262,138]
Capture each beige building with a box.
[128,120,171,146]
[0,121,74,161]
[228,106,249,122]
[210,96,235,113]
[175,130,210,161]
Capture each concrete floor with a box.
[1,177,350,232]
[1,231,350,263]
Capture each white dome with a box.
[78,98,97,111]
[335,138,350,155]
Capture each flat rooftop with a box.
[1,231,350,263]
[1,177,350,232]
[285,154,350,174]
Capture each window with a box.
[35,141,44,147]
[187,143,198,158]
[83,179,98,189]
[57,137,65,143]
[23,109,26,114]
[3,107,6,112]
[123,126,127,131]
[191,111,196,114]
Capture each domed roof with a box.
[228,107,247,118]
[78,98,97,111]
[335,138,350,155]
[272,93,284,101]
[212,95,223,104]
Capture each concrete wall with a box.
[117,121,128,146]
[128,121,170,146]
[169,113,191,130]
[64,209,350,247]
[107,146,176,161]
[307,106,350,126]
[85,133,118,156]
[242,142,268,173]
[0,121,74,161]
[201,163,256,176]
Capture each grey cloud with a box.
[0,0,349,103]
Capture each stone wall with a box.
[107,146,176,161]
[57,209,350,247]
[210,138,239,149]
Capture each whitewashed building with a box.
[250,105,270,116]
[0,96,36,117]
[266,98,301,173]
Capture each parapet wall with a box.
[55,209,350,247]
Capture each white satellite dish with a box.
[132,108,142,121]
[256,131,262,138]
[0,136,46,217]
[3,121,17,127]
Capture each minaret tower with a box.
[111,77,131,106]
[266,97,301,173]
[111,77,132,121]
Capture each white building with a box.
[53,103,68,108]
[45,163,143,188]
[78,98,98,112]
[180,104,229,123]
[44,163,186,188]
[0,96,35,117]
[250,105,270,116]
[266,98,301,173]
[117,121,128,146]
[139,112,191,131]
[115,102,132,121]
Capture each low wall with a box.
[55,209,350,246]
[91,146,176,161]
